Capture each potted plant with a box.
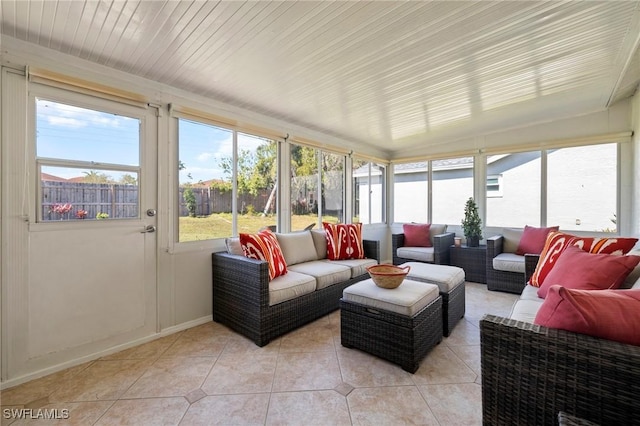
[462,197,483,247]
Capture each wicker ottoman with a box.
[340,278,442,373]
[399,262,466,336]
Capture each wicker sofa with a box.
[392,224,454,266]
[480,250,640,425]
[212,229,380,346]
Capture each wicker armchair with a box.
[212,239,380,346]
[392,232,454,266]
[480,315,640,425]
[486,234,526,294]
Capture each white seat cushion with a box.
[323,258,377,278]
[401,262,465,292]
[493,253,525,273]
[343,278,439,317]
[287,260,351,290]
[519,284,540,301]
[269,271,316,306]
[509,299,544,323]
[397,246,434,263]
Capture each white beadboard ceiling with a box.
[1,1,640,157]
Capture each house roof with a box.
[3,1,639,158]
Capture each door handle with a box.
[140,225,156,233]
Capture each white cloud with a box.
[38,99,132,129]
[197,152,213,162]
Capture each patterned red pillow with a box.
[323,222,365,260]
[239,229,288,280]
[529,231,638,287]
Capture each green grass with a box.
[178,213,338,242]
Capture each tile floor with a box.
[0,282,518,425]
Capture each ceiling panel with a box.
[1,0,639,156]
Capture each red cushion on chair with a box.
[528,231,638,287]
[516,225,559,255]
[402,223,432,247]
[535,285,640,346]
[239,229,288,280]
[536,246,640,298]
[323,222,365,260]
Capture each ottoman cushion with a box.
[343,279,439,317]
[402,262,465,292]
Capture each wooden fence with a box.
[41,181,273,220]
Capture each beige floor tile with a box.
[122,356,215,399]
[100,334,182,361]
[410,345,477,385]
[0,363,93,406]
[335,345,414,388]
[272,351,342,392]
[201,352,277,395]
[162,330,229,358]
[266,390,351,426]
[464,283,518,323]
[8,401,113,426]
[347,386,439,425]
[442,319,481,346]
[180,394,270,426]
[1,406,22,426]
[448,345,481,377]
[48,360,149,403]
[93,397,189,426]
[220,333,282,355]
[278,320,336,353]
[418,383,483,426]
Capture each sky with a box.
[36,99,258,184]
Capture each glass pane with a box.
[432,157,474,225]
[236,133,278,234]
[393,162,427,223]
[321,152,344,224]
[353,160,385,224]
[290,144,319,231]
[36,98,139,165]
[178,119,233,241]
[547,144,617,232]
[40,166,138,221]
[486,152,541,227]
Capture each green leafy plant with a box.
[461,197,483,246]
[96,212,109,220]
[183,186,197,218]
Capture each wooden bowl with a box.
[366,264,411,289]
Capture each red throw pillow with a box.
[323,222,365,260]
[536,246,640,298]
[528,231,638,287]
[516,225,559,255]
[402,223,432,247]
[535,285,640,346]
[239,229,288,280]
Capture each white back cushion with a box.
[276,231,318,266]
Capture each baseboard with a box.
[0,315,213,390]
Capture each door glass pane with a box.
[36,99,140,222]
[547,144,617,232]
[36,99,139,165]
[393,162,428,223]
[236,132,278,234]
[321,152,344,224]
[178,119,233,241]
[291,144,319,231]
[432,157,474,225]
[486,152,541,227]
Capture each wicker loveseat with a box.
[212,229,380,346]
[392,224,454,266]
[480,250,640,425]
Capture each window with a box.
[486,152,541,227]
[178,119,232,241]
[547,144,617,232]
[486,174,503,197]
[431,157,474,225]
[353,159,386,224]
[36,98,140,222]
[178,119,278,241]
[393,162,428,223]
[321,151,345,224]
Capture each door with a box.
[2,76,158,380]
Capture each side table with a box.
[449,245,487,284]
